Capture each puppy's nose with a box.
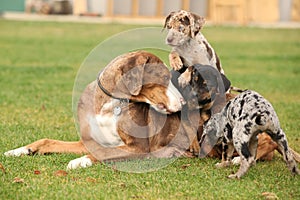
[167,37,173,44]
[180,97,186,105]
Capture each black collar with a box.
[97,73,133,103]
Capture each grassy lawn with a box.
[0,19,300,199]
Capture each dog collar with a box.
[97,74,133,104]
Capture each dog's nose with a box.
[166,37,173,44]
[180,97,186,105]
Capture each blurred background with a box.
[0,0,299,25]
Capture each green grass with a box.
[0,20,300,199]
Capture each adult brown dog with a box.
[4,51,200,169]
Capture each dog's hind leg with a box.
[228,129,254,179]
[4,139,88,156]
[230,134,258,166]
[228,144,253,179]
[269,129,300,175]
[248,134,258,166]
[215,142,235,168]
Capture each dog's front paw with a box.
[215,161,231,168]
[169,52,183,71]
[189,138,200,156]
[228,174,240,179]
[178,69,192,88]
[231,156,241,165]
[215,162,222,168]
[153,146,185,158]
[4,147,31,157]
[67,156,93,170]
[178,74,189,88]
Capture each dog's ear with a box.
[122,63,145,96]
[221,74,231,92]
[163,11,175,29]
[190,13,205,38]
[121,55,153,96]
[199,129,218,158]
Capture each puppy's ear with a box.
[199,129,218,158]
[190,13,205,38]
[122,63,145,96]
[163,11,175,29]
[221,74,231,92]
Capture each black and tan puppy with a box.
[171,64,231,155]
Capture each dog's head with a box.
[182,65,230,112]
[102,51,185,114]
[164,10,205,46]
[198,112,224,158]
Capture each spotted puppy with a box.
[164,10,224,88]
[199,90,299,179]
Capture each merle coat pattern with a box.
[164,10,228,91]
[199,90,299,179]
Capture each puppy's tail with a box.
[290,148,300,163]
[229,86,247,93]
[254,112,268,126]
[275,147,300,163]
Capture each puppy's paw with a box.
[169,52,183,71]
[178,75,189,88]
[183,151,195,158]
[4,147,31,157]
[189,138,200,156]
[231,156,241,165]
[215,162,222,168]
[228,174,239,179]
[67,156,93,170]
[215,161,231,168]
[178,69,192,88]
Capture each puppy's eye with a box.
[179,25,185,32]
[193,76,198,82]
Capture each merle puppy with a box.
[199,90,300,179]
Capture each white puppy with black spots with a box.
[199,90,299,179]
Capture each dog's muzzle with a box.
[166,80,186,113]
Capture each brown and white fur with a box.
[164,10,224,88]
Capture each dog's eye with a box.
[163,75,169,81]
[179,25,185,32]
[193,76,198,82]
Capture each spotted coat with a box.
[200,90,299,179]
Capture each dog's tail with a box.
[254,111,268,126]
[275,146,300,163]
[290,148,300,163]
[229,86,247,93]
